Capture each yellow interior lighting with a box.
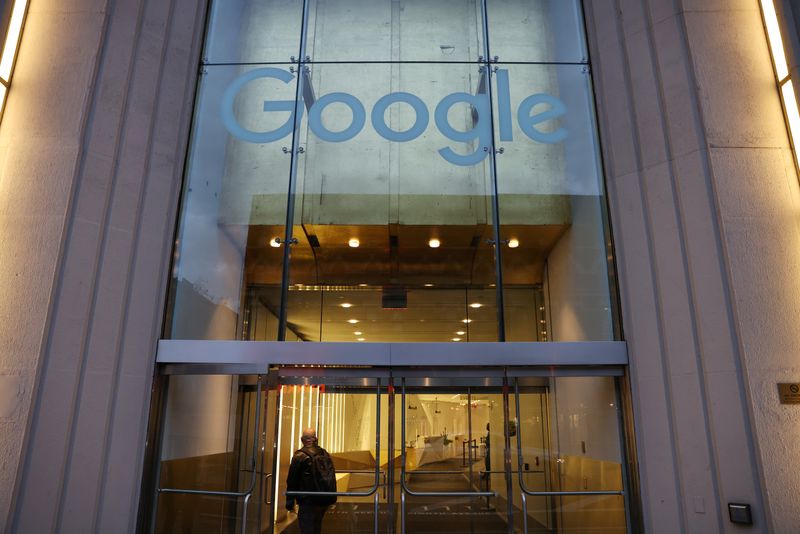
[781,80,800,152]
[760,0,789,80]
[0,0,28,80]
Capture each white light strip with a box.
[274,386,285,519]
[782,80,800,151]
[298,385,305,446]
[0,0,27,80]
[761,0,790,80]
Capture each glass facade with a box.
[166,0,618,343]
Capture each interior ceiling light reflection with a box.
[428,238,440,248]
[348,238,360,247]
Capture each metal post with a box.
[467,388,474,485]
[387,379,395,533]
[503,376,514,534]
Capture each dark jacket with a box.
[286,445,326,505]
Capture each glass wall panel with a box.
[203,0,303,64]
[166,65,295,340]
[512,376,626,533]
[491,64,616,341]
[485,0,587,63]
[305,0,486,62]
[283,63,499,342]
[165,0,620,343]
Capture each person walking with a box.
[285,428,337,534]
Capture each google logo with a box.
[221,67,568,166]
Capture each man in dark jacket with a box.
[285,428,333,534]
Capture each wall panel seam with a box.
[674,1,772,529]
[91,0,179,530]
[128,0,209,529]
[643,0,726,528]
[51,0,150,531]
[614,0,688,530]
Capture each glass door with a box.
[397,372,509,534]
[510,374,629,533]
[270,368,392,534]
[146,367,631,534]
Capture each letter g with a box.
[221,67,301,143]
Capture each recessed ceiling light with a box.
[354,331,362,335]
[340,303,353,308]
[508,238,519,248]
[270,238,281,248]
[469,302,482,308]
[349,238,360,248]
[462,318,472,323]
[358,283,368,287]
[424,283,434,287]
[357,337,366,341]
[456,331,466,336]
[347,319,359,324]
[452,337,461,341]
[428,238,440,248]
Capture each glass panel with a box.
[305,0,486,62]
[281,62,499,342]
[154,375,274,534]
[166,65,295,340]
[485,0,587,63]
[203,0,303,64]
[492,64,616,341]
[402,386,507,533]
[273,383,391,533]
[513,376,626,533]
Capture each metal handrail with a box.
[264,473,273,505]
[158,376,263,534]
[513,379,624,498]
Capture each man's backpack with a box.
[301,447,337,505]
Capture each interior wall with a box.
[545,196,613,341]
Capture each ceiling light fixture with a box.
[428,238,440,248]
[456,331,466,336]
[348,238,360,248]
[270,238,281,248]
[354,331,362,335]
[357,337,366,341]
[469,302,482,308]
[508,238,519,248]
[452,337,461,341]
[347,319,359,324]
[462,318,472,323]
[340,303,353,308]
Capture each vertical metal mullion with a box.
[502,374,514,534]
[615,377,634,534]
[277,0,312,341]
[479,0,506,341]
[387,378,395,534]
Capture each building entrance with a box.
[148,366,630,533]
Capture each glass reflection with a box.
[305,0,486,62]
[492,64,614,341]
[485,0,588,63]
[283,63,499,341]
[167,65,295,340]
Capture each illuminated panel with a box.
[760,0,789,80]
[782,80,800,151]
[0,0,27,80]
